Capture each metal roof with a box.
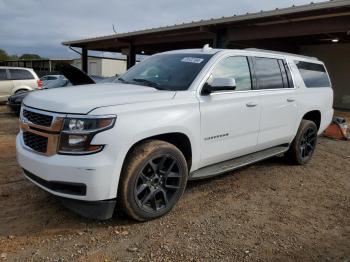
[62,0,350,46]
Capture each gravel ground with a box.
[0,106,349,261]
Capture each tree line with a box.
[0,48,43,61]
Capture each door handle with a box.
[246,102,257,107]
[287,98,295,102]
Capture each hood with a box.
[55,63,95,85]
[23,83,176,114]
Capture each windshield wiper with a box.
[132,78,162,89]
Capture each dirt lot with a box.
[0,105,349,262]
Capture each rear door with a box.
[0,69,13,101]
[252,57,298,149]
[199,55,261,167]
[9,69,36,90]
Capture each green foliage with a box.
[19,54,42,60]
[9,54,18,60]
[0,49,8,61]
[0,49,41,61]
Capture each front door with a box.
[199,56,261,167]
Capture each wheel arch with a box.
[12,85,33,95]
[302,110,321,130]
[122,132,193,172]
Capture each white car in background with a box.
[0,67,42,102]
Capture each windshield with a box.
[116,53,213,91]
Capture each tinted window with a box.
[9,69,34,80]
[0,69,7,80]
[295,61,330,88]
[47,76,58,80]
[211,56,252,91]
[119,53,213,91]
[255,57,284,89]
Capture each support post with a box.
[127,44,136,69]
[213,29,227,48]
[82,48,88,73]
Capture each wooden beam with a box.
[227,15,350,41]
[133,31,213,45]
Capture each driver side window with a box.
[211,56,252,91]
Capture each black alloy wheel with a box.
[134,155,182,213]
[299,126,317,161]
[119,140,188,221]
[285,119,318,165]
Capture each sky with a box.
[0,0,326,59]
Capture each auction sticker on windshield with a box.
[181,57,204,64]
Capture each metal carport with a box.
[62,0,350,109]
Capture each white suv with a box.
[16,47,333,221]
[0,67,42,102]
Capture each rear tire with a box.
[285,120,318,165]
[15,89,28,94]
[119,140,188,221]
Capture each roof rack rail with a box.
[244,48,318,61]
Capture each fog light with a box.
[58,133,103,154]
[68,134,87,145]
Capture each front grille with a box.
[23,132,48,153]
[20,106,64,156]
[23,109,53,127]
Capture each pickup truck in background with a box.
[16,47,333,221]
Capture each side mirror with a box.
[201,77,236,95]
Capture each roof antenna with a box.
[202,44,212,52]
[112,24,117,34]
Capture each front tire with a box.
[119,140,188,221]
[285,120,318,165]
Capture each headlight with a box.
[58,115,116,155]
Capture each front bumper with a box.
[16,134,117,202]
[60,196,116,220]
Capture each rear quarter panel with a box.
[12,79,38,94]
[288,59,334,135]
[11,70,39,94]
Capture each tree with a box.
[19,54,41,60]
[0,49,8,61]
[9,54,18,60]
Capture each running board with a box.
[189,145,289,180]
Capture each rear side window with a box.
[295,61,330,88]
[0,69,7,80]
[254,57,284,89]
[9,69,34,80]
